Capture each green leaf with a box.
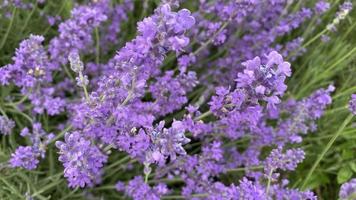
[337,166,353,184]
[349,162,356,173]
[341,150,353,160]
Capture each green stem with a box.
[226,165,263,173]
[0,7,16,50]
[20,2,37,37]
[41,0,68,36]
[63,64,75,82]
[5,94,28,106]
[95,27,100,65]
[0,105,8,118]
[148,178,183,184]
[193,110,212,121]
[193,19,230,56]
[105,155,131,171]
[79,72,90,101]
[59,187,79,200]
[333,86,356,99]
[297,46,356,96]
[301,114,354,190]
[266,169,273,195]
[92,185,116,191]
[51,125,73,143]
[7,108,33,123]
[162,194,208,199]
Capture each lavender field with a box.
[0,0,355,199]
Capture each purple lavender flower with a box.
[265,147,305,173]
[275,85,334,144]
[145,121,190,166]
[0,35,54,87]
[237,178,267,199]
[236,51,291,106]
[49,1,109,65]
[20,123,54,158]
[0,35,65,116]
[349,94,356,115]
[0,116,15,135]
[117,176,169,200]
[339,178,356,200]
[9,146,39,170]
[56,132,108,188]
[150,71,197,116]
[8,122,53,170]
[99,0,133,52]
[315,0,330,14]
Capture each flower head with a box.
[56,132,108,188]
[0,116,15,135]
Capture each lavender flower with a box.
[265,147,305,174]
[0,34,65,116]
[339,179,356,200]
[0,35,54,87]
[68,52,89,87]
[116,176,169,200]
[349,94,356,115]
[315,0,330,14]
[327,1,353,31]
[49,1,109,65]
[0,116,15,135]
[56,132,108,188]
[9,146,39,170]
[145,121,190,166]
[20,123,54,158]
[9,123,54,170]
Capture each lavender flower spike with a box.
[56,132,108,188]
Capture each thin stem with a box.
[301,114,353,190]
[266,169,273,195]
[105,155,131,170]
[192,19,230,56]
[63,64,75,82]
[302,29,328,49]
[95,27,100,65]
[148,178,183,184]
[322,47,356,75]
[145,172,149,183]
[7,108,33,123]
[297,46,356,96]
[51,125,73,143]
[41,0,68,36]
[162,194,208,199]
[20,2,37,37]
[333,86,356,99]
[226,165,263,173]
[193,110,212,121]
[5,93,28,106]
[92,185,116,191]
[0,105,8,118]
[79,72,90,101]
[0,7,16,50]
[59,187,79,200]
[107,71,137,124]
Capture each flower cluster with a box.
[49,0,109,65]
[116,176,169,200]
[339,179,356,200]
[0,116,15,135]
[56,132,108,188]
[9,123,53,169]
[0,0,353,199]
